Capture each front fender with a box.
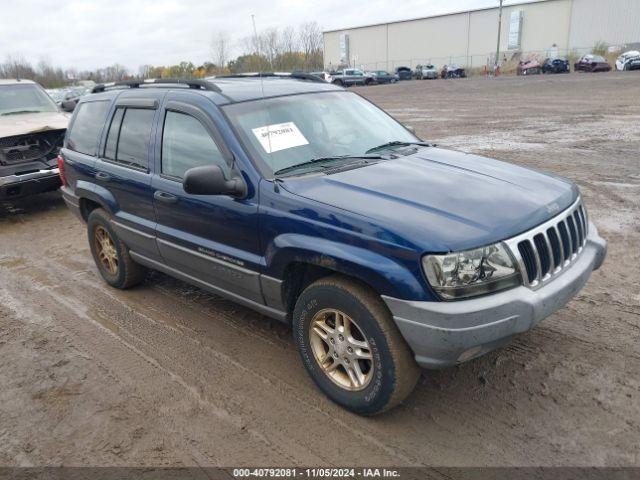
[265,233,431,300]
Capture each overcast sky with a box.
[2,0,535,71]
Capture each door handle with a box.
[95,171,111,181]
[154,191,178,204]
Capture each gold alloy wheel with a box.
[94,225,119,276]
[309,309,374,391]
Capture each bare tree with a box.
[298,22,323,69]
[138,64,153,79]
[262,28,282,68]
[1,54,34,80]
[298,22,323,56]
[211,31,231,70]
[281,26,298,54]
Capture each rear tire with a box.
[87,208,147,289]
[293,275,420,415]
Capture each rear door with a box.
[151,92,262,303]
[93,94,162,260]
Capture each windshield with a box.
[223,91,418,176]
[0,84,59,115]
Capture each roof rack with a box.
[212,72,327,84]
[91,78,222,94]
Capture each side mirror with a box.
[61,100,76,112]
[183,165,246,197]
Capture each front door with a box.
[151,96,262,303]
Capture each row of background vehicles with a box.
[316,64,467,87]
[518,50,640,75]
[320,49,640,85]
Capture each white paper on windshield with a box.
[252,122,309,153]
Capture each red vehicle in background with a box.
[517,58,542,75]
[574,54,612,72]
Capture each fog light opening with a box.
[457,346,483,363]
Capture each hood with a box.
[0,111,69,138]
[280,147,578,252]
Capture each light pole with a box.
[495,0,504,72]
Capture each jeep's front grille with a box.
[505,198,588,289]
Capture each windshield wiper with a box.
[365,141,432,154]
[274,154,384,176]
[0,110,44,116]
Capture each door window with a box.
[117,109,154,169]
[161,111,228,179]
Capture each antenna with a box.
[251,14,273,156]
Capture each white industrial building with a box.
[323,0,640,71]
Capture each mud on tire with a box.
[87,208,147,289]
[293,275,420,415]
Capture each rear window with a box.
[67,101,110,156]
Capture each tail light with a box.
[57,154,67,187]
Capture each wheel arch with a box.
[267,235,428,317]
[76,183,118,221]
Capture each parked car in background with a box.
[517,58,542,75]
[331,69,374,87]
[368,70,398,84]
[0,79,68,200]
[542,57,570,74]
[395,66,413,81]
[59,87,90,112]
[415,64,439,80]
[310,71,333,82]
[46,88,67,104]
[440,65,466,79]
[59,76,606,415]
[574,55,612,73]
[615,50,640,71]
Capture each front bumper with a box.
[383,223,607,369]
[0,168,61,200]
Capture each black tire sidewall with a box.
[87,210,127,288]
[293,283,396,415]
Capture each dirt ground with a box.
[1,72,639,468]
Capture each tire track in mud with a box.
[0,256,424,466]
[0,270,297,466]
[5,245,639,466]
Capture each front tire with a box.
[87,208,147,289]
[293,275,420,415]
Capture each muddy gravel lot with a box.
[1,72,639,468]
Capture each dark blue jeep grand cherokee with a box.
[59,76,607,415]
